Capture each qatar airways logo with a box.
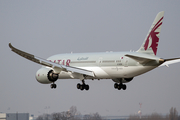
[49,59,71,66]
[144,17,163,55]
[77,57,89,60]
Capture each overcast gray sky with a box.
[1,0,180,117]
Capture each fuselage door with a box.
[98,57,103,67]
[123,57,128,67]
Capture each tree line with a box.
[36,106,179,120]
[128,107,180,120]
[36,106,102,120]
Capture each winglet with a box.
[9,43,12,49]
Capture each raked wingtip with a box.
[9,43,13,49]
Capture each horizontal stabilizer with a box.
[125,54,158,64]
[159,57,180,67]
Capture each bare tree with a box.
[51,106,81,120]
[36,115,43,120]
[128,113,168,120]
[72,111,81,120]
[36,106,106,120]
[178,115,180,120]
[69,106,77,117]
[68,106,82,120]
[36,114,50,120]
[44,114,50,120]
[92,112,102,120]
[52,112,62,120]
[83,112,102,120]
[147,112,165,120]
[83,114,91,120]
[169,107,178,120]
[128,114,139,120]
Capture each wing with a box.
[9,43,95,77]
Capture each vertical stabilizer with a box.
[137,11,164,56]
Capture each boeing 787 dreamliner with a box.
[9,11,180,91]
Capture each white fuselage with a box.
[43,51,161,82]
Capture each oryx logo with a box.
[144,17,163,55]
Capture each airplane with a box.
[9,11,180,91]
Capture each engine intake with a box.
[47,70,59,82]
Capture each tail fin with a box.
[137,11,164,56]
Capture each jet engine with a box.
[35,67,59,84]
[112,77,134,83]
[124,77,133,82]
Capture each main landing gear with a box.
[114,83,127,90]
[50,83,57,89]
[77,80,89,91]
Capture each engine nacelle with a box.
[35,67,59,84]
[124,77,133,82]
[112,77,134,83]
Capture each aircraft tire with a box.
[77,83,81,89]
[54,84,57,88]
[122,84,126,90]
[114,83,118,89]
[50,84,57,89]
[51,84,53,89]
[117,84,121,90]
[85,85,89,90]
[80,85,84,90]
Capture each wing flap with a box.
[9,43,95,77]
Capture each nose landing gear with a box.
[50,83,57,89]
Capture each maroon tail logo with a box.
[144,17,163,55]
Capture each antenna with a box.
[139,103,142,108]
[138,103,142,119]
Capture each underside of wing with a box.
[9,43,95,77]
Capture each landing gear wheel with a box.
[122,84,126,90]
[114,83,118,89]
[85,85,89,90]
[77,83,81,89]
[80,85,84,90]
[117,84,122,90]
[50,84,57,89]
[51,84,53,89]
[54,84,57,88]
